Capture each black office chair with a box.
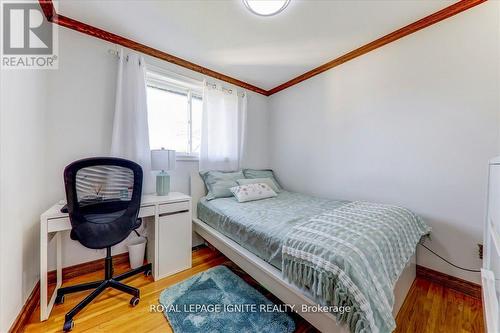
[56,157,152,332]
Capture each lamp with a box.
[151,148,176,196]
[243,0,290,17]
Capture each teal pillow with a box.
[236,178,280,193]
[200,170,244,200]
[242,169,282,190]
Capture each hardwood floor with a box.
[25,247,483,333]
[394,278,484,333]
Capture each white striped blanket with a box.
[282,201,430,333]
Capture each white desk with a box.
[40,192,192,321]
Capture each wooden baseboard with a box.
[9,252,130,332]
[416,264,481,299]
[47,252,129,285]
[8,282,40,333]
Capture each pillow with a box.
[242,169,282,190]
[236,178,280,193]
[199,170,244,200]
[230,183,277,203]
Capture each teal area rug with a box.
[159,265,295,333]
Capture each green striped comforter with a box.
[282,201,430,333]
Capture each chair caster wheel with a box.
[144,269,152,277]
[55,294,64,304]
[130,296,140,307]
[63,319,74,332]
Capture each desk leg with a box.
[144,216,158,281]
[154,213,159,281]
[40,227,62,321]
[40,219,48,321]
[57,232,62,284]
[46,233,63,319]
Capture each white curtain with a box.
[199,82,247,171]
[110,48,154,193]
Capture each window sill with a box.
[176,156,199,162]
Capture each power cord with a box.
[133,219,147,239]
[419,242,480,273]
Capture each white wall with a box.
[45,28,270,269]
[0,70,49,332]
[269,3,499,283]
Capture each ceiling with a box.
[59,0,456,91]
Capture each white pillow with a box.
[236,178,281,193]
[230,183,277,203]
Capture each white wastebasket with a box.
[127,237,147,269]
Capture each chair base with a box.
[55,247,152,332]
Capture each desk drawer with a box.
[47,206,155,233]
[158,201,189,216]
[47,217,71,233]
[139,205,155,218]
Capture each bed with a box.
[190,172,421,333]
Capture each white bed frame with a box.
[190,172,415,333]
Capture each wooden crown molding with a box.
[37,0,268,95]
[267,0,486,95]
[38,0,485,97]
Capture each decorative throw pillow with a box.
[242,169,282,190]
[236,178,280,193]
[200,170,244,200]
[230,183,277,203]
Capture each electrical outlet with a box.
[478,243,483,260]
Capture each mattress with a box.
[197,191,346,269]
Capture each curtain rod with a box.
[108,49,120,57]
[108,48,143,66]
[205,82,245,98]
[109,48,245,97]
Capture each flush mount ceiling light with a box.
[243,0,290,17]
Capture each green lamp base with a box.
[156,171,170,196]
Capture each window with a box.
[146,71,203,159]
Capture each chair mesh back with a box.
[76,165,135,204]
[64,158,143,249]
